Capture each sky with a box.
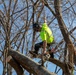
[0,0,76,75]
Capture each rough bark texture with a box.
[8,49,56,75]
[49,58,73,75]
[54,0,75,75]
[7,56,24,75]
[7,49,74,75]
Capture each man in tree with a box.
[31,22,54,58]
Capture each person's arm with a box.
[43,40,47,54]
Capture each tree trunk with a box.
[7,56,24,75]
[7,65,12,75]
[54,0,75,75]
[8,49,56,75]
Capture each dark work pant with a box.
[34,41,54,58]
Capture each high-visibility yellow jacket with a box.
[40,23,54,43]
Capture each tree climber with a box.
[30,22,55,58]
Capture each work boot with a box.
[33,51,38,54]
[29,51,38,55]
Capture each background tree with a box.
[0,0,76,75]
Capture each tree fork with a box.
[6,56,24,75]
[8,49,57,75]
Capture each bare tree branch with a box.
[8,49,56,75]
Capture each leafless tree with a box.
[0,0,76,75]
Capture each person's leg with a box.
[47,43,54,58]
[50,53,54,58]
[34,42,43,54]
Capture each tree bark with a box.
[49,58,73,75]
[8,49,56,75]
[7,49,73,75]
[7,56,24,75]
[54,0,75,75]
